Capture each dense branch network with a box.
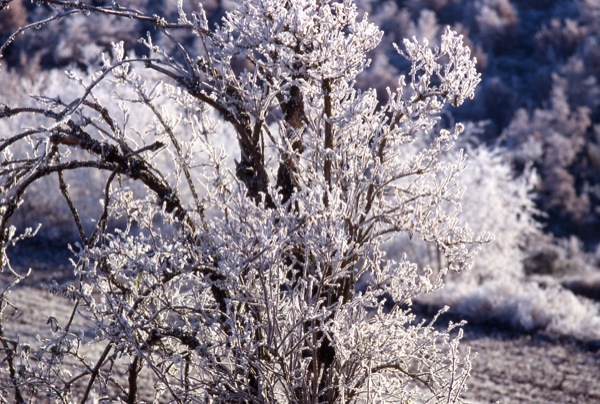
[0,0,483,402]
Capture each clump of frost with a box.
[420,277,600,341]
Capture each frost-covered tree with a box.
[501,75,597,240]
[0,0,483,401]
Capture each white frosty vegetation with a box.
[415,144,600,343]
[0,0,485,402]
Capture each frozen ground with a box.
[461,322,600,403]
[2,242,600,402]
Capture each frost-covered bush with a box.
[386,140,538,281]
[469,0,518,53]
[535,18,587,63]
[0,68,119,239]
[1,0,484,401]
[500,77,598,240]
[451,145,538,279]
[423,276,600,341]
[411,143,600,343]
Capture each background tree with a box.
[1,0,484,401]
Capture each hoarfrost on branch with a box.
[0,0,484,402]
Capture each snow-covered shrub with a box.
[535,18,587,63]
[424,276,600,341]
[412,143,600,343]
[0,65,174,240]
[385,138,538,279]
[453,145,539,279]
[469,0,518,53]
[1,0,484,401]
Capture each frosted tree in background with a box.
[0,0,482,401]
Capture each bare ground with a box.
[462,326,600,403]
